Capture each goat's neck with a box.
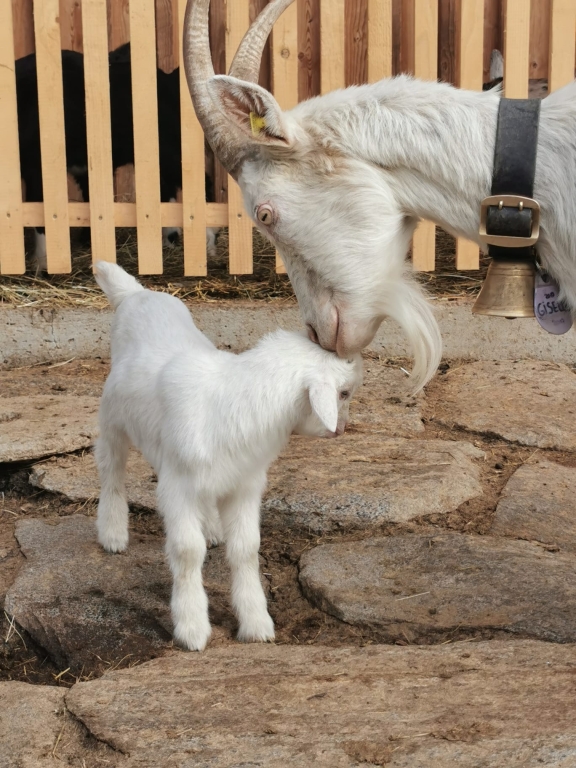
[307,77,500,241]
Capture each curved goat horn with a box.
[184,0,294,178]
[183,0,248,178]
[228,0,296,83]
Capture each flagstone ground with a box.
[1,354,576,766]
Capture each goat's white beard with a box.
[384,276,442,393]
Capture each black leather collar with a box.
[480,97,541,260]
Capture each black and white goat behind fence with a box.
[15,43,218,272]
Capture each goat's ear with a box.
[309,380,338,433]
[207,75,292,147]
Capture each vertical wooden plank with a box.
[227,0,253,274]
[503,0,531,97]
[59,0,83,52]
[483,0,503,83]
[530,0,551,79]
[108,0,130,51]
[549,0,576,92]
[13,0,35,59]
[298,0,320,100]
[400,0,414,73]
[272,0,298,274]
[129,0,163,273]
[0,0,25,274]
[82,0,116,266]
[156,0,177,72]
[320,0,345,93]
[33,0,71,273]
[177,0,208,275]
[346,0,368,86]
[438,0,456,84]
[412,0,437,272]
[456,0,484,270]
[368,0,392,81]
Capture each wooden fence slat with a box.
[0,0,26,274]
[367,0,392,81]
[503,0,531,98]
[412,0,437,272]
[129,0,163,273]
[226,0,253,274]
[549,0,576,92]
[82,0,116,266]
[177,0,208,276]
[22,201,229,228]
[455,0,483,271]
[272,0,298,274]
[33,0,72,273]
[320,0,345,93]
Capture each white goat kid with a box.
[93,261,362,651]
[185,0,576,392]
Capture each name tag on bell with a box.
[534,272,573,335]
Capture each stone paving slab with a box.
[349,363,424,436]
[65,641,576,767]
[30,437,484,533]
[0,681,118,767]
[299,533,576,642]
[265,436,484,531]
[4,515,237,672]
[432,360,576,450]
[30,450,156,509]
[0,395,98,462]
[492,460,576,552]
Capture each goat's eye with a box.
[340,390,350,400]
[256,204,274,225]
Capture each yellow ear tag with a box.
[249,111,266,136]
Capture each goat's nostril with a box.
[307,324,319,345]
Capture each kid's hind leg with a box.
[219,474,274,643]
[95,427,130,553]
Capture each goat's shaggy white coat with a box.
[203,68,576,391]
[93,261,362,651]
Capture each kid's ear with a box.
[308,380,338,433]
[207,75,292,147]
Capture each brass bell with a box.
[472,259,535,319]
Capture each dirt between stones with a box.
[1,356,576,688]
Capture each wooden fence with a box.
[1,0,575,276]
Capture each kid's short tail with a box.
[93,261,144,310]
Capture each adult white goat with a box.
[184,0,576,391]
[94,261,362,651]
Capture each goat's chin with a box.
[335,314,384,357]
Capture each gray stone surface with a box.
[4,515,234,672]
[299,533,576,642]
[0,395,98,462]
[349,363,424,436]
[492,460,576,552]
[3,299,576,370]
[0,682,66,768]
[30,450,156,509]
[31,437,484,533]
[432,360,576,450]
[265,436,484,531]
[65,641,576,767]
[0,681,119,767]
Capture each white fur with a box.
[93,261,362,651]
[208,72,576,391]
